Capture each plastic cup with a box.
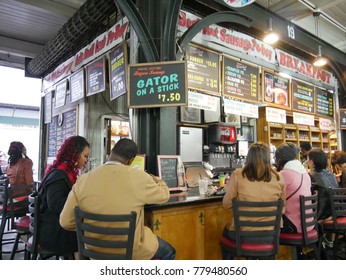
[198,178,208,195]
[219,175,225,187]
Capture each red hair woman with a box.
[38,136,90,255]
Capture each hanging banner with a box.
[187,90,218,111]
[223,98,258,118]
[265,107,286,124]
[319,117,334,131]
[293,112,314,126]
[221,0,256,8]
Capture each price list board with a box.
[315,87,334,118]
[339,109,346,130]
[186,45,220,94]
[70,69,84,103]
[47,109,77,157]
[128,61,187,108]
[86,56,106,96]
[291,79,315,114]
[109,43,127,101]
[222,56,259,103]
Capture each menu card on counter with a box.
[291,79,314,114]
[315,87,334,118]
[262,69,290,110]
[47,109,77,157]
[339,109,346,130]
[109,43,127,101]
[86,56,106,96]
[222,56,259,103]
[128,61,187,108]
[186,44,220,94]
[55,79,67,108]
[44,91,52,124]
[70,69,85,103]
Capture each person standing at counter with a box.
[60,138,176,260]
[222,142,286,241]
[275,142,311,234]
[38,136,90,255]
[6,141,33,196]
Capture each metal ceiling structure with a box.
[0,0,345,76]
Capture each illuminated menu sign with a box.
[222,56,259,102]
[315,87,334,118]
[338,109,346,130]
[186,45,220,94]
[128,61,187,108]
[291,79,314,114]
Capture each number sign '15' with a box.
[128,61,187,108]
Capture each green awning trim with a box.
[0,116,39,126]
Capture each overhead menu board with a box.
[109,43,127,101]
[47,109,77,157]
[315,87,334,118]
[86,56,106,96]
[262,69,290,110]
[186,44,220,94]
[291,79,314,114]
[70,69,85,103]
[339,109,346,130]
[128,61,187,108]
[55,79,67,108]
[222,56,259,102]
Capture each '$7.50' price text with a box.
[158,93,181,103]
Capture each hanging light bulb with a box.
[263,17,279,44]
[313,45,327,67]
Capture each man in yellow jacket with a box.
[60,138,175,260]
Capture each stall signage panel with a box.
[186,45,220,94]
[47,109,77,157]
[262,70,290,109]
[265,107,286,124]
[339,109,346,130]
[223,98,258,118]
[157,156,179,189]
[291,79,314,114]
[70,69,84,103]
[109,44,127,100]
[315,87,334,117]
[293,112,314,126]
[44,91,52,124]
[128,61,187,108]
[187,90,218,111]
[223,56,259,102]
[319,117,334,131]
[55,80,67,108]
[86,57,106,96]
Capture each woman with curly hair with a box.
[38,135,90,255]
[6,141,33,196]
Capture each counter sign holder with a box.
[128,61,187,108]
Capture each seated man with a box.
[60,138,175,260]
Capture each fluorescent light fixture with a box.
[263,17,279,44]
[313,45,327,67]
[278,72,291,79]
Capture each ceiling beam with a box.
[0,36,43,58]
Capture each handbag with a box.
[286,174,303,200]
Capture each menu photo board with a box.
[44,91,52,124]
[70,68,85,103]
[109,43,127,101]
[186,44,220,94]
[338,108,346,130]
[222,55,259,103]
[291,79,315,114]
[128,61,187,108]
[262,69,290,110]
[315,87,334,118]
[55,79,67,108]
[86,56,106,96]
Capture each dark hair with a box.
[331,151,346,166]
[242,142,280,182]
[308,148,328,172]
[275,142,299,171]
[111,138,138,160]
[7,141,27,166]
[300,142,312,151]
[45,136,90,176]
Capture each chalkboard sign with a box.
[44,91,52,124]
[262,69,290,109]
[157,155,186,191]
[291,79,314,114]
[128,61,187,108]
[55,79,67,108]
[338,108,346,130]
[47,109,77,157]
[222,56,259,102]
[86,56,106,96]
[186,44,220,94]
[70,68,85,103]
[315,87,334,117]
[109,43,127,101]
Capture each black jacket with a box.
[38,168,78,253]
[310,170,338,220]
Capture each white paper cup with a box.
[198,178,208,195]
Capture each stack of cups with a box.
[198,177,208,195]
